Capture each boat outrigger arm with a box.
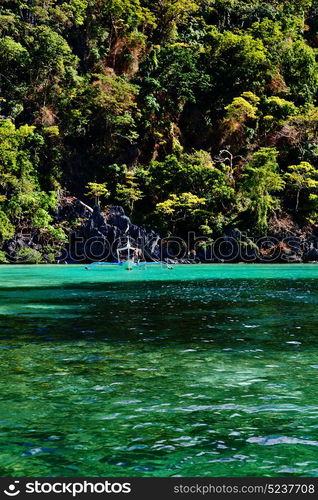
[85,236,173,270]
[85,259,174,270]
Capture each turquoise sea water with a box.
[0,263,318,477]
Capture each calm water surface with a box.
[0,264,318,477]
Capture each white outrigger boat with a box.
[85,237,173,271]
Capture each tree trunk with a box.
[296,189,300,213]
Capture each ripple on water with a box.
[247,437,318,447]
[0,265,318,477]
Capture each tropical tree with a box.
[85,182,110,206]
[285,162,318,212]
[225,92,260,122]
[156,192,206,233]
[0,119,57,235]
[116,172,143,214]
[241,148,285,232]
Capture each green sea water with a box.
[0,263,318,477]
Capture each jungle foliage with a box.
[1,0,318,245]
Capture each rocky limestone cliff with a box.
[1,198,318,264]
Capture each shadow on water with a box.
[1,278,317,348]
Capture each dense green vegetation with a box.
[1,0,318,253]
